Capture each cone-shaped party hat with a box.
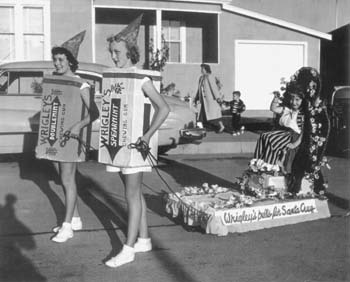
[107,14,143,45]
[60,30,86,59]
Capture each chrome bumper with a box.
[180,128,206,141]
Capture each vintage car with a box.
[328,86,350,157]
[0,61,205,154]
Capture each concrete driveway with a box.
[0,153,348,282]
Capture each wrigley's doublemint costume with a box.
[35,31,92,162]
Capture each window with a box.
[23,7,44,60]
[162,20,184,63]
[0,0,50,63]
[0,6,15,61]
[161,11,218,64]
[0,71,43,95]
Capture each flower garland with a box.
[282,67,331,193]
[304,100,331,188]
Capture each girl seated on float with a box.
[251,81,306,173]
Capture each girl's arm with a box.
[69,86,99,135]
[270,94,283,114]
[141,79,170,144]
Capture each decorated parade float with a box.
[165,67,332,236]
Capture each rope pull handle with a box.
[128,138,151,160]
[59,130,96,154]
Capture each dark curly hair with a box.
[51,47,79,72]
[290,67,321,103]
[200,63,211,74]
[107,37,140,65]
[282,81,307,112]
[285,81,305,99]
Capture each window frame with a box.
[0,70,44,95]
[0,0,51,63]
[161,19,186,63]
[0,5,15,62]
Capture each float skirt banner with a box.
[35,75,88,162]
[217,199,318,226]
[98,68,161,168]
[207,198,330,236]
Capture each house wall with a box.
[51,0,93,63]
[161,10,321,101]
[49,0,343,105]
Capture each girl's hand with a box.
[273,97,282,104]
[273,91,281,98]
[68,123,81,136]
[140,135,150,146]
[286,142,298,150]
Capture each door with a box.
[235,40,307,115]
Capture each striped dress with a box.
[254,108,304,165]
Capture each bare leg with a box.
[138,193,149,238]
[59,162,79,223]
[123,172,143,247]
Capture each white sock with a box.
[123,244,135,253]
[137,237,151,243]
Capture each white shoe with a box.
[134,237,152,253]
[105,245,135,268]
[51,222,73,243]
[52,217,83,233]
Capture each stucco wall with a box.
[51,0,93,63]
[49,0,336,105]
[162,10,321,101]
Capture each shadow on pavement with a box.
[0,194,47,282]
[18,155,65,226]
[157,156,235,188]
[143,156,238,231]
[75,170,128,260]
[17,153,128,260]
[326,192,350,216]
[140,157,240,282]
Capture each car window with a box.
[333,87,350,115]
[0,72,9,94]
[0,71,43,95]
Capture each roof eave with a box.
[222,3,332,41]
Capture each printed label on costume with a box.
[217,199,317,226]
[99,81,125,162]
[100,98,122,162]
[98,68,160,167]
[36,75,86,161]
[38,89,66,149]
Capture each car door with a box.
[0,70,44,153]
[0,70,43,133]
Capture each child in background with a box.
[229,91,246,136]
